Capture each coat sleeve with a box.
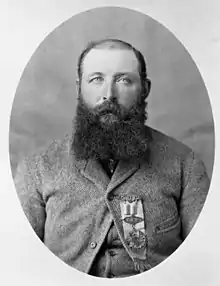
[180,151,210,239]
[13,157,46,241]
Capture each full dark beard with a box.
[72,95,151,161]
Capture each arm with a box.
[14,157,46,241]
[180,151,210,239]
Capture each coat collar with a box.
[107,159,141,193]
[76,157,141,193]
[81,158,110,191]
[72,125,152,192]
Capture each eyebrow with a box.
[87,72,104,78]
[87,72,139,78]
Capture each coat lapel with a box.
[80,158,110,191]
[77,157,141,193]
[107,159,140,193]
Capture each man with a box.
[14,39,210,278]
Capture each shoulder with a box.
[147,126,209,177]
[39,135,72,170]
[148,127,193,159]
[15,135,74,183]
[147,126,210,184]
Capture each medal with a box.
[119,195,147,250]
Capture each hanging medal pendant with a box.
[119,195,147,251]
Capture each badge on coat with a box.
[119,195,147,250]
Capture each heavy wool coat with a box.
[14,127,210,274]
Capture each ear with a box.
[144,78,151,99]
[76,78,80,96]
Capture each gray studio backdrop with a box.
[9,7,215,179]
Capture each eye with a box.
[89,76,104,83]
[117,77,132,84]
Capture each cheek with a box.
[81,85,102,107]
[117,87,140,108]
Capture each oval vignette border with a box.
[9,4,216,282]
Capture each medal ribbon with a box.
[119,195,147,259]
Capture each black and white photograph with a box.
[9,5,215,280]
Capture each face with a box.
[79,48,144,117]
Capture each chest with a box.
[42,164,181,232]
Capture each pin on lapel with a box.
[119,195,147,250]
[108,158,115,174]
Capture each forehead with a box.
[81,48,140,76]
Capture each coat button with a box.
[108,249,116,257]
[90,242,97,249]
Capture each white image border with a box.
[0,1,219,286]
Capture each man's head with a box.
[72,39,152,161]
[76,39,151,122]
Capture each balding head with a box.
[77,39,150,88]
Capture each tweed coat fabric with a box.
[89,223,140,277]
[14,127,210,274]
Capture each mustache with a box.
[93,100,122,116]
[77,93,148,124]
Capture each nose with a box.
[103,80,115,101]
